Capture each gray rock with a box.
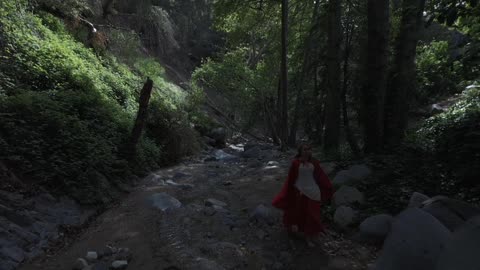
[408,192,430,208]
[114,248,132,262]
[241,146,262,159]
[0,246,25,263]
[205,198,227,208]
[73,258,88,270]
[203,206,217,216]
[214,150,237,161]
[148,193,182,211]
[358,214,393,243]
[334,206,357,228]
[92,262,109,270]
[347,164,371,181]
[111,260,128,269]
[374,208,451,270]
[332,170,353,186]
[332,164,371,186]
[435,215,480,270]
[333,186,365,207]
[249,204,277,225]
[86,251,98,262]
[421,196,480,231]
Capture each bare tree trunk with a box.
[342,12,361,157]
[128,78,154,159]
[288,0,321,146]
[384,0,426,147]
[280,0,289,151]
[361,0,390,153]
[324,0,342,155]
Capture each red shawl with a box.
[272,159,334,209]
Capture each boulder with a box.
[205,198,227,208]
[408,192,430,208]
[73,258,88,270]
[249,204,277,225]
[333,186,365,207]
[148,193,182,211]
[208,127,227,147]
[358,214,393,243]
[111,260,128,269]
[374,208,451,270]
[332,164,371,186]
[334,206,357,228]
[435,215,480,270]
[214,150,238,162]
[241,146,262,159]
[421,196,480,231]
[86,251,98,262]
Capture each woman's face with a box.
[300,145,312,159]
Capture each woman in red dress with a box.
[272,144,334,247]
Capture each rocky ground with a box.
[10,142,378,270]
[4,140,479,270]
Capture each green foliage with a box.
[0,0,200,203]
[192,48,269,128]
[133,58,186,109]
[416,40,463,103]
[414,84,480,185]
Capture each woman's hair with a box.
[295,144,312,161]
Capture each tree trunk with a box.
[342,12,361,157]
[280,0,289,151]
[361,0,390,153]
[128,78,154,159]
[384,0,426,147]
[288,0,321,146]
[324,0,342,155]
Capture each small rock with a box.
[223,181,233,186]
[256,229,266,240]
[203,206,216,216]
[205,198,228,208]
[86,251,98,262]
[408,192,429,208]
[73,258,88,270]
[148,193,182,212]
[92,262,109,270]
[111,260,128,269]
[249,204,276,225]
[334,206,357,228]
[333,186,365,207]
[115,248,132,262]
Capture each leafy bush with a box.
[192,48,270,129]
[0,0,200,204]
[416,40,463,103]
[414,84,480,186]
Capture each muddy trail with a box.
[19,144,377,270]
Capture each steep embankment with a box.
[0,1,222,268]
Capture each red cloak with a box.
[272,159,334,235]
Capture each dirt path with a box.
[19,146,374,270]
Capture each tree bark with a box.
[384,0,426,147]
[280,0,289,151]
[342,11,361,157]
[361,0,390,153]
[288,0,321,146]
[324,0,342,155]
[128,78,154,159]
